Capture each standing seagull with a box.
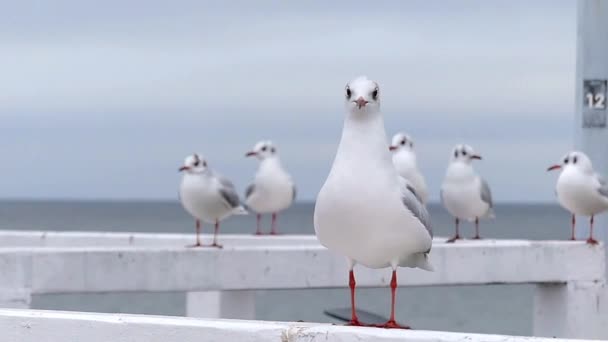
[314,76,433,329]
[389,132,428,204]
[547,151,608,244]
[441,144,494,243]
[179,153,247,248]
[245,141,296,235]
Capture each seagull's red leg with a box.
[270,213,279,235]
[587,215,598,245]
[211,220,223,248]
[378,270,410,329]
[254,214,262,235]
[346,269,363,326]
[446,218,461,243]
[570,214,576,241]
[187,220,202,248]
[472,217,481,239]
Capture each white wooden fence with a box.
[0,231,604,339]
[0,308,600,342]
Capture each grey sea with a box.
[0,201,575,336]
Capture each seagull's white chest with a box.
[246,160,294,213]
[179,174,230,223]
[556,169,608,216]
[314,117,431,269]
[441,164,487,220]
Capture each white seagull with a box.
[547,151,608,244]
[389,132,428,204]
[178,153,247,248]
[314,76,433,329]
[244,140,296,235]
[441,144,494,243]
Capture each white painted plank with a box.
[0,240,600,294]
[0,231,319,247]
[0,309,595,342]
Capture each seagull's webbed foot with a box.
[586,238,599,245]
[445,235,461,243]
[374,320,411,329]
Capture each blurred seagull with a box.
[245,140,296,235]
[441,144,494,243]
[179,153,247,247]
[389,132,428,204]
[547,151,608,244]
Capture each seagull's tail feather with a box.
[232,206,248,215]
[484,207,496,219]
[415,253,434,272]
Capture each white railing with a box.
[0,308,599,342]
[0,231,604,339]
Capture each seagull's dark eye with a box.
[454,150,459,158]
[462,150,467,156]
[371,87,379,100]
[261,146,267,152]
[193,160,200,167]
[573,156,578,164]
[564,158,569,164]
[401,140,406,145]
[345,87,352,99]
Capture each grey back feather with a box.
[245,184,255,199]
[597,174,608,198]
[214,173,241,209]
[480,178,493,208]
[400,178,432,238]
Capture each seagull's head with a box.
[344,76,380,116]
[179,153,208,174]
[450,144,481,164]
[389,132,414,152]
[547,151,593,173]
[245,140,277,160]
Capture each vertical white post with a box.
[533,281,606,339]
[574,1,608,245]
[186,291,255,320]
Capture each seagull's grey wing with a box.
[245,184,255,199]
[480,178,493,208]
[292,184,297,201]
[400,177,432,239]
[214,173,241,209]
[596,174,608,198]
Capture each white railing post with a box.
[574,0,608,245]
[534,281,607,339]
[186,291,256,320]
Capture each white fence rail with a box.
[0,231,604,339]
[0,308,599,342]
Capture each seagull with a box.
[441,144,494,243]
[314,76,433,329]
[389,132,428,204]
[178,153,247,248]
[244,140,296,235]
[547,151,608,244]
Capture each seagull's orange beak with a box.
[547,164,562,172]
[179,166,189,172]
[245,151,257,157]
[355,97,368,109]
[389,145,397,151]
[471,155,482,160]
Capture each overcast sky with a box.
[0,0,576,202]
